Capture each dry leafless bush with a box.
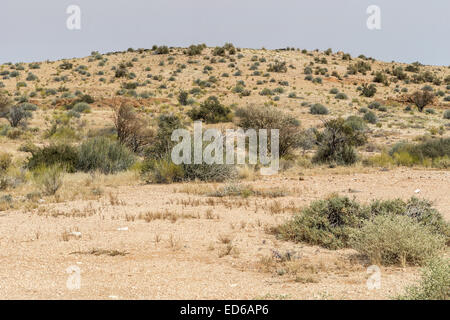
[112,104,154,153]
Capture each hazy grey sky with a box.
[1,0,449,65]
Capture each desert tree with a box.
[313,118,367,165]
[408,89,435,112]
[0,95,32,127]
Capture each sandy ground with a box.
[0,168,448,300]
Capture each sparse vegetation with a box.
[0,44,448,300]
[274,195,449,263]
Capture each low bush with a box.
[183,162,236,182]
[73,102,91,113]
[0,152,12,172]
[0,104,32,127]
[363,111,378,124]
[390,138,450,164]
[154,46,169,55]
[185,44,205,56]
[443,110,450,119]
[350,215,445,266]
[141,152,236,183]
[397,258,449,300]
[335,93,348,100]
[360,84,377,97]
[273,195,368,250]
[178,90,189,106]
[78,137,135,174]
[187,96,232,123]
[309,104,328,115]
[32,165,65,196]
[26,143,79,172]
[273,195,449,260]
[141,157,184,184]
[313,118,366,165]
[347,61,371,75]
[367,138,450,169]
[329,88,339,95]
[236,105,302,157]
[267,61,287,73]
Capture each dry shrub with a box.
[78,137,135,174]
[350,215,445,266]
[113,104,154,153]
[236,105,301,157]
[397,258,449,300]
[0,152,12,172]
[33,165,65,196]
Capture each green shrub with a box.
[145,114,184,159]
[372,138,450,169]
[313,118,366,165]
[73,102,91,113]
[335,93,348,100]
[443,110,450,119]
[350,215,445,266]
[267,61,287,73]
[274,195,449,254]
[154,46,169,55]
[236,105,302,157]
[329,88,339,94]
[310,104,328,115]
[397,258,449,300]
[273,195,368,249]
[141,152,236,184]
[32,165,65,196]
[178,90,189,106]
[390,138,450,164]
[0,105,32,127]
[141,157,184,184]
[373,71,388,84]
[0,152,12,172]
[183,162,236,182]
[345,116,366,131]
[187,96,232,123]
[20,102,37,111]
[212,46,226,56]
[26,143,79,172]
[360,84,377,97]
[363,111,378,124]
[78,137,135,174]
[185,44,205,56]
[347,61,371,75]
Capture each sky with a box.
[0,0,449,65]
